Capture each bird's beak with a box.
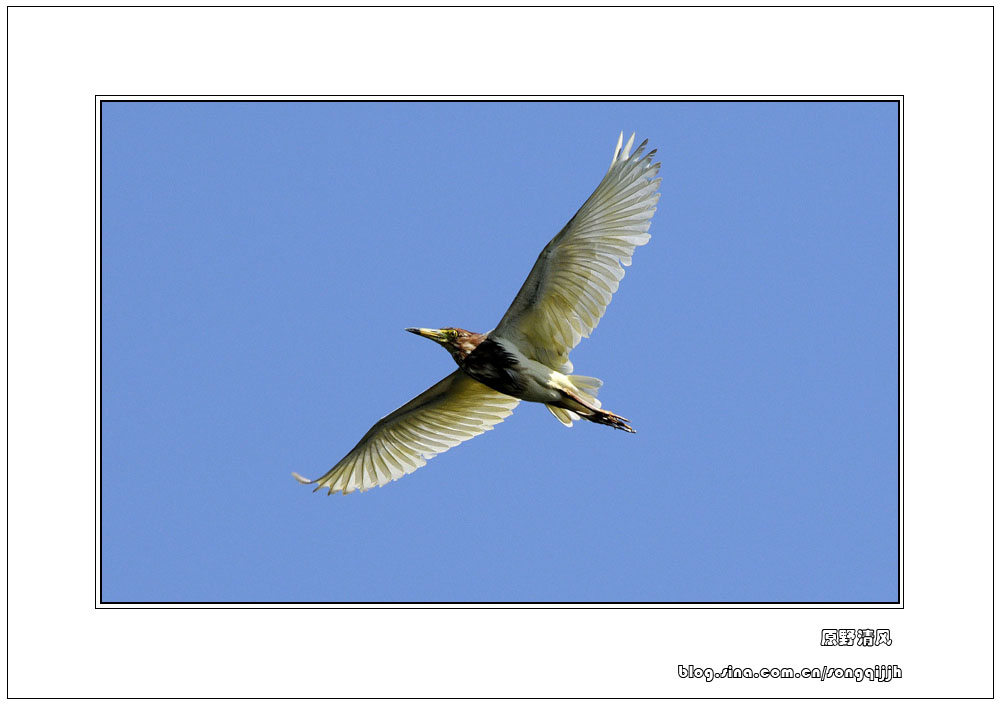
[406,327,447,343]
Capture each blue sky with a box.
[101,101,898,603]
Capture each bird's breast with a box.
[461,337,564,403]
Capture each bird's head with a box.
[406,327,483,361]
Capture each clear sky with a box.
[101,101,898,603]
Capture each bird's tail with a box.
[545,375,604,427]
[546,404,579,427]
[567,375,603,407]
[547,375,634,432]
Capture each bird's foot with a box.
[590,409,636,433]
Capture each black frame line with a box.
[96,96,904,609]
[9,4,998,7]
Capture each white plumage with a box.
[492,132,661,375]
[293,370,518,494]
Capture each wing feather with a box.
[491,133,661,372]
[293,370,519,495]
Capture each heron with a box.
[293,132,661,495]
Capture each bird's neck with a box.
[450,331,487,364]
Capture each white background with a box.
[6,5,993,699]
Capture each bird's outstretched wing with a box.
[293,370,519,495]
[490,133,661,373]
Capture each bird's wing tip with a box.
[624,132,636,158]
[612,131,644,166]
[291,471,315,485]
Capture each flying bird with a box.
[294,132,661,495]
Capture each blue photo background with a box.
[101,101,899,602]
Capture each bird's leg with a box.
[557,390,636,434]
